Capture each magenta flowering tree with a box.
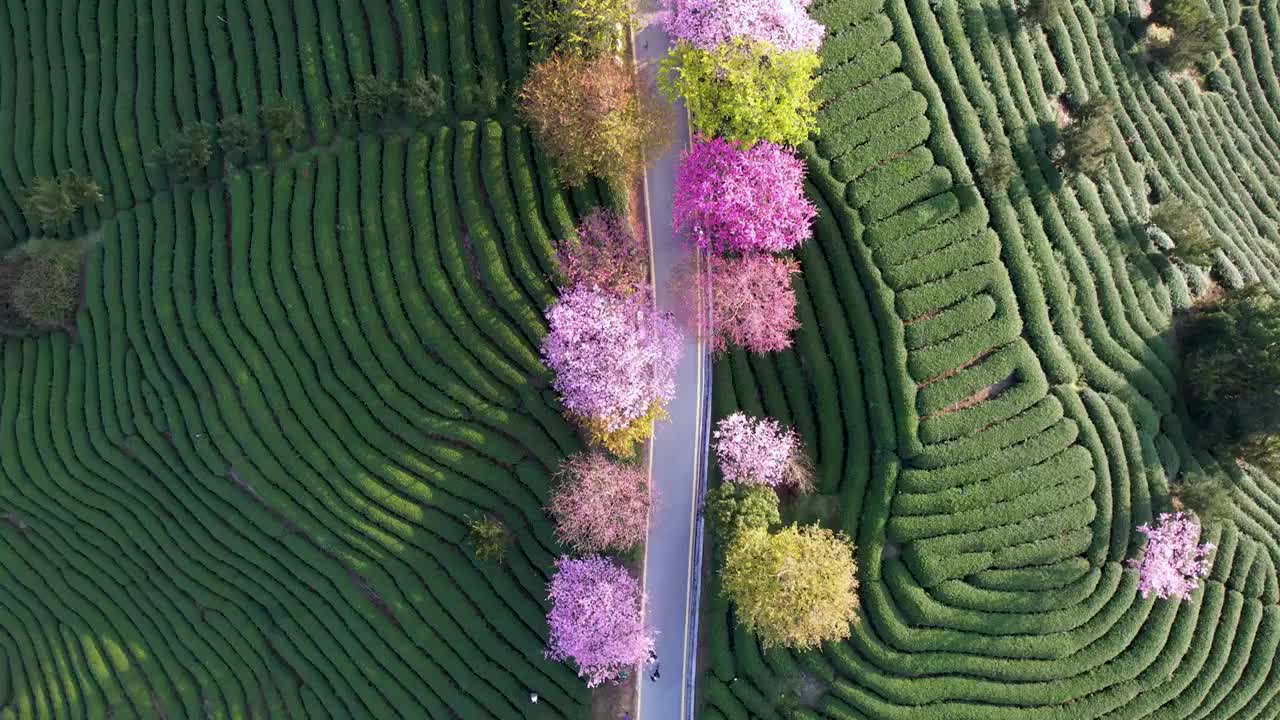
[545,555,655,687]
[714,412,808,488]
[660,0,825,52]
[549,453,652,553]
[542,287,683,430]
[557,209,649,296]
[673,137,817,254]
[674,254,800,354]
[1127,512,1215,600]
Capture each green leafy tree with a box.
[466,515,511,562]
[1180,285,1280,467]
[21,177,76,231]
[704,483,781,546]
[157,123,214,180]
[1172,470,1234,522]
[404,72,446,120]
[519,0,633,58]
[978,140,1017,193]
[217,114,260,163]
[1151,0,1225,71]
[520,55,671,186]
[659,38,820,147]
[261,98,306,145]
[1151,198,1217,266]
[459,71,504,116]
[353,75,404,120]
[1058,98,1114,175]
[6,241,84,330]
[61,173,104,209]
[1020,0,1070,24]
[721,524,859,650]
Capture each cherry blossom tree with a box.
[542,287,683,431]
[1127,512,1215,600]
[673,137,817,254]
[714,412,811,490]
[556,209,648,296]
[549,453,652,553]
[673,253,800,354]
[545,555,654,687]
[660,0,825,52]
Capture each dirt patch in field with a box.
[1054,95,1074,128]
[928,373,1019,417]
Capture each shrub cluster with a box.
[1150,0,1226,71]
[659,38,819,148]
[1179,285,1280,467]
[520,55,671,188]
[721,525,859,650]
[520,0,633,58]
[1057,98,1115,175]
[21,174,104,231]
[1,240,85,334]
[1151,197,1218,266]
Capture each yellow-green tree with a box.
[721,524,859,650]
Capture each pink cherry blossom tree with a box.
[1127,512,1215,600]
[673,253,801,354]
[714,412,811,490]
[556,209,648,297]
[549,453,652,553]
[542,287,683,431]
[673,137,817,254]
[660,0,825,52]
[545,555,655,687]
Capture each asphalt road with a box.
[634,9,710,720]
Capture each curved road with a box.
[635,9,712,720]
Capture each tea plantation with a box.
[0,0,617,717]
[701,0,1280,718]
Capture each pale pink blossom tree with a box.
[542,287,683,431]
[1127,512,1215,600]
[673,137,817,254]
[660,0,826,52]
[556,209,648,296]
[714,412,811,490]
[673,253,801,354]
[549,453,652,553]
[545,555,655,687]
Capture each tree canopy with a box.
[721,524,859,649]
[1180,285,1280,467]
[520,55,671,187]
[660,38,820,148]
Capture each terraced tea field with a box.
[0,1,624,717]
[700,0,1280,718]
